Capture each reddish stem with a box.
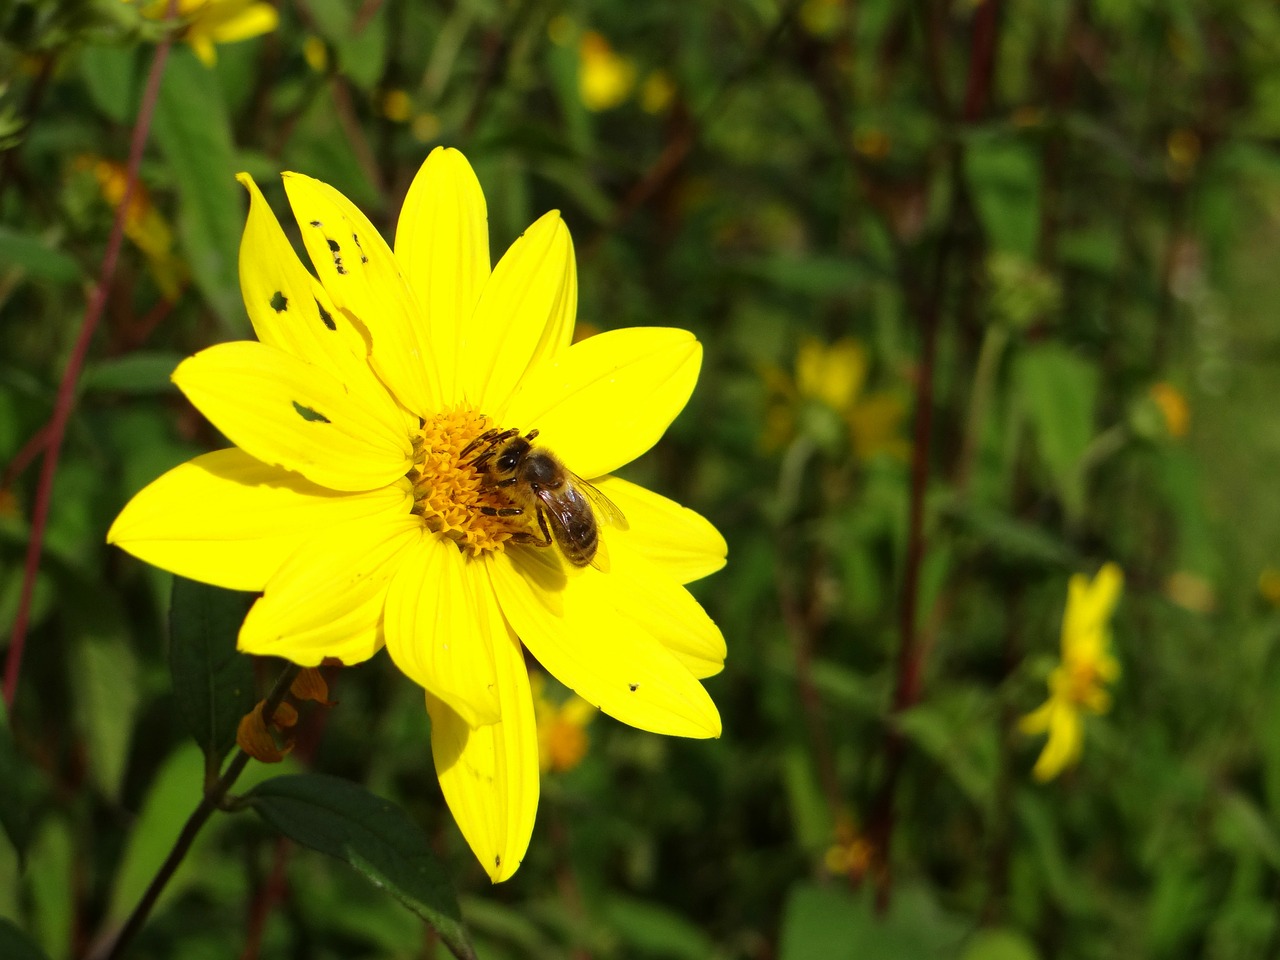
[2,3,179,710]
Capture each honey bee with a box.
[464,427,627,568]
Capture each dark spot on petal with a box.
[309,220,322,227]
[352,232,369,264]
[326,238,341,252]
[628,683,639,692]
[316,299,336,330]
[494,855,501,867]
[335,261,347,275]
[269,290,288,312]
[292,401,330,423]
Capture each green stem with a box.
[96,663,301,960]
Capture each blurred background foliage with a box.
[3,0,1280,957]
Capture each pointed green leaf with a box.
[152,47,244,331]
[169,577,256,769]
[0,706,43,861]
[248,774,475,960]
[71,628,139,799]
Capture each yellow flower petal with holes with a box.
[107,147,727,880]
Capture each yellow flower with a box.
[1149,382,1190,439]
[763,337,909,460]
[78,155,187,301]
[532,673,596,773]
[107,148,727,881]
[578,31,636,112]
[144,0,279,67]
[1019,563,1123,782]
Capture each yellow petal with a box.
[1032,702,1083,782]
[206,2,278,42]
[189,35,218,66]
[384,537,500,727]
[428,628,538,882]
[107,449,411,591]
[236,173,413,435]
[461,211,576,416]
[281,172,441,417]
[394,148,490,403]
[504,327,701,479]
[606,539,726,679]
[594,477,726,584]
[489,549,721,738]
[172,341,412,492]
[239,514,422,665]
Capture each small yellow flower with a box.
[107,148,727,881]
[1149,382,1190,439]
[640,70,675,115]
[78,155,187,301]
[381,89,413,124]
[578,31,635,112]
[1258,568,1280,607]
[532,673,596,773]
[823,815,872,881]
[763,337,909,461]
[302,35,328,73]
[1020,563,1123,782]
[143,0,279,67]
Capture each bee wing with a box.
[570,472,629,530]
[589,536,612,573]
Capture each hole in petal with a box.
[292,401,331,423]
[270,291,288,313]
[315,299,337,330]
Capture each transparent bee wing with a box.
[571,472,629,530]
[589,536,612,573]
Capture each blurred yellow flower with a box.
[1149,382,1190,439]
[823,815,872,881]
[302,34,328,73]
[1258,568,1280,606]
[143,0,279,67]
[77,155,187,301]
[107,148,727,881]
[381,89,413,124]
[640,70,676,115]
[579,31,635,112]
[763,337,909,461]
[1020,563,1123,782]
[532,673,596,773]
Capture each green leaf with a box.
[169,577,256,770]
[247,774,475,960]
[0,706,43,861]
[942,500,1075,568]
[960,929,1040,960]
[1012,344,1098,521]
[152,47,244,332]
[80,353,182,396]
[79,44,136,124]
[0,917,52,960]
[778,882,965,960]
[27,818,73,960]
[602,895,716,960]
[70,627,139,799]
[0,227,81,283]
[963,132,1040,257]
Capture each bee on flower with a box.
[1020,563,1123,782]
[108,147,727,881]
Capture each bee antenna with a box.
[524,429,539,442]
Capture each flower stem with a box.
[2,3,180,710]
[95,663,301,960]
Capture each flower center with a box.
[407,408,524,557]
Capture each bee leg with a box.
[465,427,520,465]
[535,504,553,546]
[460,427,501,459]
[479,506,523,517]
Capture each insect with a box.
[463,427,627,568]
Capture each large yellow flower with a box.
[108,148,726,880]
[1019,563,1123,782]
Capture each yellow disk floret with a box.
[408,408,522,556]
